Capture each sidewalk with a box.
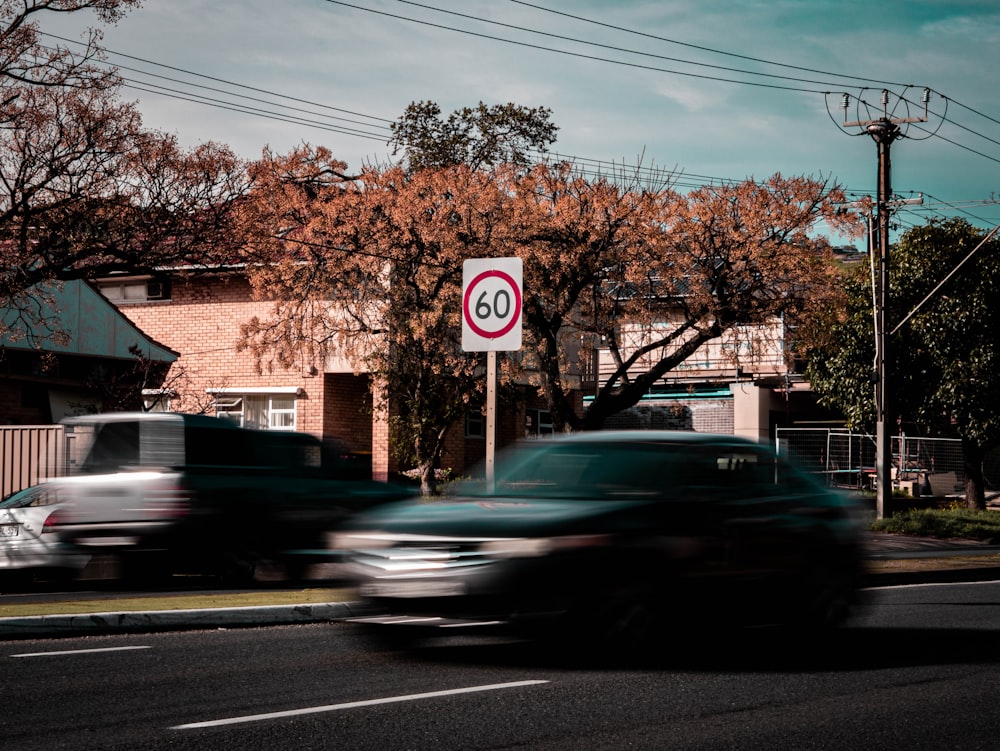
[3,535,1000,640]
[863,533,1000,585]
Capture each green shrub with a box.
[871,508,1000,541]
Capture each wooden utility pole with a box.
[842,89,928,519]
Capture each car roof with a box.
[547,430,765,448]
[61,412,239,430]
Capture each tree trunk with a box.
[962,439,987,510]
[420,463,437,497]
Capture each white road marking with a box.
[865,578,1000,590]
[172,679,550,730]
[10,645,152,658]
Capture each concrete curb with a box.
[0,601,364,640]
[6,540,1000,640]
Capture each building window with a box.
[98,278,171,303]
[525,409,553,439]
[213,393,298,431]
[141,389,174,413]
[466,410,486,439]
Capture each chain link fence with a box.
[775,428,979,496]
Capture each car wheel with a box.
[0,569,34,592]
[216,552,258,587]
[120,552,173,588]
[565,580,665,660]
[793,560,860,631]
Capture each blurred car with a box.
[0,484,88,587]
[335,431,866,651]
[50,412,415,584]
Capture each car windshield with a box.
[450,438,803,501]
[454,441,703,500]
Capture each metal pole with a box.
[871,121,899,519]
[486,350,496,494]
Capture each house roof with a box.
[1,280,178,363]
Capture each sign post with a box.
[462,258,523,492]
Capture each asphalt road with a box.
[3,580,1000,751]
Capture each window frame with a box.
[209,390,299,431]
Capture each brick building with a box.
[93,270,564,482]
[0,266,820,490]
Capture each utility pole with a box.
[842,89,928,519]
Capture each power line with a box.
[37,45,395,140]
[388,0,888,91]
[33,10,999,229]
[42,12,1000,176]
[322,0,834,94]
[915,192,1000,227]
[507,0,907,87]
[122,81,389,142]
[323,1,1000,173]
[41,33,395,126]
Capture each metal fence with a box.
[775,427,973,495]
[0,425,67,499]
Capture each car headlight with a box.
[330,531,394,550]
[481,534,613,558]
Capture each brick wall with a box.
[0,383,46,425]
[438,385,562,479]
[118,275,330,433]
[322,373,373,451]
[601,398,734,434]
[114,274,587,480]
[689,399,735,434]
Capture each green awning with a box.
[1,280,177,363]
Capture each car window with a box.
[252,432,324,473]
[0,486,58,508]
[457,439,814,501]
[487,442,697,499]
[81,421,141,471]
[703,448,776,495]
[0,490,32,508]
[184,426,259,468]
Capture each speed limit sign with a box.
[462,258,522,352]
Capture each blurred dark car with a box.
[335,431,866,650]
[50,412,414,583]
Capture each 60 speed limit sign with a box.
[462,258,523,352]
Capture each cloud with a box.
[921,14,1000,44]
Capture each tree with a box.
[389,100,558,172]
[502,161,670,431]
[806,218,1000,508]
[0,1,139,88]
[1,0,249,345]
[511,170,859,431]
[237,147,510,494]
[237,145,860,489]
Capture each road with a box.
[3,580,1000,751]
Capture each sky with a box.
[44,0,1000,248]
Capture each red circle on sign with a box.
[463,269,522,339]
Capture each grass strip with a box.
[0,587,356,618]
[865,554,1000,574]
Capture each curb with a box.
[0,601,365,640]
[6,552,1000,640]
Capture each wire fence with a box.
[774,428,981,496]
